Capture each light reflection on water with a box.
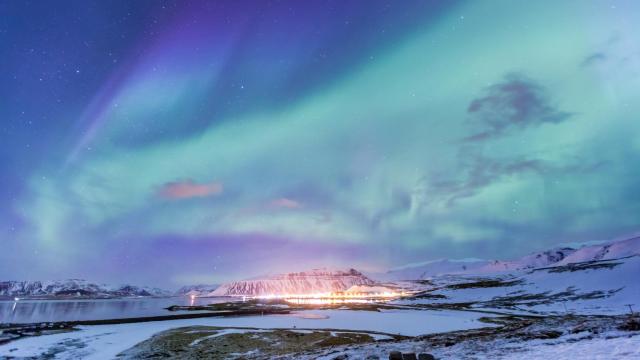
[0,297,233,324]
[284,298,380,305]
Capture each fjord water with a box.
[0,297,231,324]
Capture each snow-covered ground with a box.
[0,309,489,359]
[399,256,640,315]
[496,334,640,359]
[290,314,640,360]
[304,329,640,360]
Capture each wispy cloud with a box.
[464,73,571,142]
[418,156,547,207]
[270,198,302,209]
[158,180,223,200]
[581,52,607,67]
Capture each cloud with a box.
[581,52,607,67]
[464,74,571,142]
[270,198,302,209]
[446,157,546,204]
[423,156,547,207]
[158,180,223,200]
[417,152,607,210]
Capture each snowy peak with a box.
[211,268,375,296]
[558,236,640,265]
[0,279,171,299]
[483,236,640,273]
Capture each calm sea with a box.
[0,297,233,324]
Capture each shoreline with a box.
[4,312,637,359]
[0,307,291,346]
[0,308,496,358]
[0,295,177,301]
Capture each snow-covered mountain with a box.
[474,247,576,273]
[381,259,490,281]
[211,268,375,296]
[557,236,640,265]
[407,255,640,316]
[175,284,219,297]
[0,279,171,299]
[478,236,640,273]
[391,236,640,315]
[384,236,640,280]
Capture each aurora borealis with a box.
[2,1,640,287]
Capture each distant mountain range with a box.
[382,235,640,280]
[211,268,375,296]
[174,284,219,297]
[0,279,172,299]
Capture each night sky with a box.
[2,1,639,288]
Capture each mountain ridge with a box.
[0,279,171,299]
[383,235,640,280]
[175,284,219,297]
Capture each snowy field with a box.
[305,330,640,360]
[493,335,640,360]
[291,315,640,360]
[0,309,489,359]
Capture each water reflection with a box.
[284,298,378,305]
[0,297,232,324]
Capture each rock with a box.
[418,354,436,360]
[402,353,417,360]
[332,355,349,360]
[619,317,640,331]
[389,351,403,360]
[539,330,562,339]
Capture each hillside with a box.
[211,268,375,296]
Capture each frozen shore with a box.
[0,309,489,359]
